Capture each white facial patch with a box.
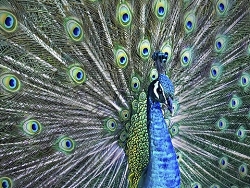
[153,81,160,99]
[160,84,167,101]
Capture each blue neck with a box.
[143,97,180,188]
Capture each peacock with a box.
[0,0,249,187]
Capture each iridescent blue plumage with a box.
[146,105,180,187]
[141,74,180,188]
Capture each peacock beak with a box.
[166,96,174,116]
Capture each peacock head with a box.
[148,78,174,116]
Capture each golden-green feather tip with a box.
[56,136,75,154]
[184,12,196,33]
[170,123,179,137]
[216,117,228,130]
[21,119,42,136]
[69,66,86,84]
[216,0,229,16]
[229,95,241,110]
[191,182,202,188]
[219,156,228,169]
[210,64,222,80]
[0,177,12,188]
[210,184,220,188]
[160,43,172,63]
[65,18,83,42]
[236,126,246,141]
[139,92,147,101]
[154,0,168,20]
[119,131,128,142]
[117,3,132,27]
[149,68,158,82]
[115,47,128,69]
[131,76,140,92]
[120,109,130,121]
[132,99,138,111]
[138,39,151,60]
[0,10,17,33]
[0,74,21,93]
[104,118,117,132]
[176,152,183,163]
[171,100,180,116]
[214,35,227,53]
[180,48,192,67]
[238,164,248,178]
[239,73,250,88]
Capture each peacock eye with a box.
[22,119,42,136]
[216,0,229,16]
[149,68,158,82]
[160,43,172,63]
[214,35,227,53]
[184,12,196,33]
[117,3,132,27]
[0,177,12,188]
[131,76,140,92]
[69,66,87,84]
[58,136,75,153]
[238,164,248,177]
[65,18,83,42]
[0,74,21,92]
[180,48,192,67]
[138,39,151,60]
[154,0,168,20]
[0,10,18,32]
[104,118,117,132]
[157,86,163,94]
[115,48,128,69]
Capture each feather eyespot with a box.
[216,117,228,130]
[238,164,248,177]
[22,119,42,136]
[149,69,158,82]
[219,157,228,169]
[0,10,17,32]
[131,77,140,92]
[214,35,227,53]
[161,43,172,63]
[57,136,75,154]
[236,126,246,140]
[138,39,151,60]
[117,3,132,27]
[115,48,128,68]
[216,0,229,16]
[180,48,192,67]
[154,0,168,20]
[0,74,21,92]
[65,18,83,42]
[229,95,241,110]
[210,64,222,80]
[105,118,117,132]
[184,12,196,33]
[210,184,220,188]
[119,131,128,142]
[120,109,130,121]
[170,124,179,137]
[191,182,201,188]
[0,177,12,188]
[240,73,249,88]
[69,66,86,84]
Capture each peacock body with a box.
[0,0,250,188]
